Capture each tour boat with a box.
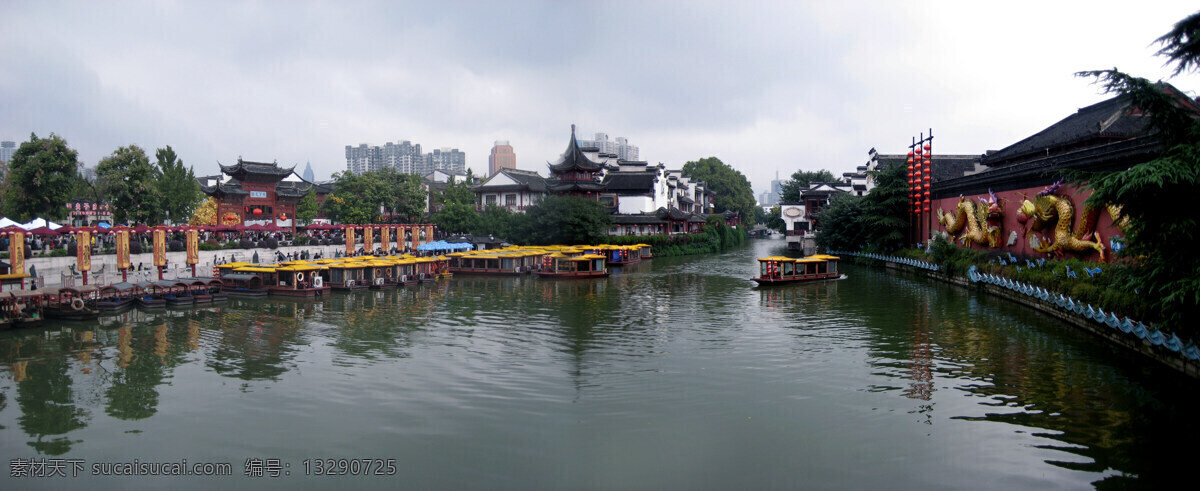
[752,254,843,286]
[328,262,371,290]
[187,279,214,303]
[156,280,196,306]
[44,286,101,321]
[220,273,269,297]
[598,245,642,266]
[134,281,168,308]
[447,250,544,275]
[272,264,331,297]
[536,253,610,279]
[96,282,138,313]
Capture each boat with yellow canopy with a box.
[753,254,842,285]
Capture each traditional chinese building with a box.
[546,125,608,197]
[199,158,331,230]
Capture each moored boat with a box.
[536,253,610,279]
[44,286,101,321]
[271,264,331,297]
[96,282,138,313]
[752,254,842,286]
[220,273,269,297]
[134,281,168,309]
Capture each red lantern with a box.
[923,175,931,182]
[923,144,931,151]
[923,183,930,190]
[923,206,931,213]
[915,148,923,155]
[253,208,263,216]
[907,151,914,157]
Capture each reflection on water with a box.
[0,240,1198,488]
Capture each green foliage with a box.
[764,206,785,233]
[507,195,613,245]
[605,223,745,257]
[3,133,80,222]
[780,169,836,203]
[47,248,70,257]
[325,168,427,224]
[154,146,203,224]
[813,160,910,252]
[96,145,162,225]
[295,191,319,223]
[1154,10,1200,76]
[681,157,757,226]
[198,242,217,251]
[476,205,518,239]
[813,193,866,252]
[433,202,479,235]
[1070,14,1200,332]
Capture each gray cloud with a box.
[2,1,1198,198]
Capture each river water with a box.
[1,238,1196,489]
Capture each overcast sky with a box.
[3,1,1198,199]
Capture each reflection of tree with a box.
[206,299,306,380]
[17,357,89,455]
[104,326,166,421]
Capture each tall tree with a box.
[155,146,203,224]
[97,145,162,225]
[780,169,836,203]
[510,195,612,245]
[681,157,757,226]
[2,133,79,222]
[1072,10,1200,332]
[431,178,479,233]
[295,191,320,223]
[324,168,428,224]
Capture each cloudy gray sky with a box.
[3,1,1198,199]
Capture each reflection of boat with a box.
[753,255,842,285]
[536,253,610,279]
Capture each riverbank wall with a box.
[848,253,1200,379]
[8,243,348,291]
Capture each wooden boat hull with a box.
[536,271,610,279]
[137,297,167,309]
[268,286,330,297]
[752,274,843,286]
[45,308,101,321]
[97,299,136,312]
[164,295,195,306]
[191,293,214,303]
[13,317,43,329]
[226,288,269,297]
[448,268,524,276]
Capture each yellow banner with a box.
[10,231,24,276]
[77,231,92,271]
[186,229,199,265]
[381,227,390,253]
[346,227,355,256]
[153,229,167,267]
[410,225,417,252]
[116,230,131,270]
[425,225,434,246]
[364,227,374,253]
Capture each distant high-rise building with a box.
[489,141,516,176]
[302,162,315,182]
[0,141,16,165]
[577,132,638,161]
[345,140,440,175]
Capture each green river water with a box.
[1,238,1196,489]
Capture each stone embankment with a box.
[841,252,1200,379]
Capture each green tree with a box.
[681,157,757,226]
[431,178,480,233]
[813,193,866,252]
[1071,10,1200,332]
[295,191,320,223]
[325,168,428,224]
[510,195,612,245]
[155,146,203,224]
[376,168,428,223]
[856,161,911,250]
[780,169,836,203]
[97,145,162,225]
[765,206,785,233]
[476,204,518,239]
[2,133,79,222]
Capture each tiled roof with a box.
[982,94,1150,166]
[548,125,605,173]
[601,172,657,193]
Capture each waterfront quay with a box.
[1,238,1196,489]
